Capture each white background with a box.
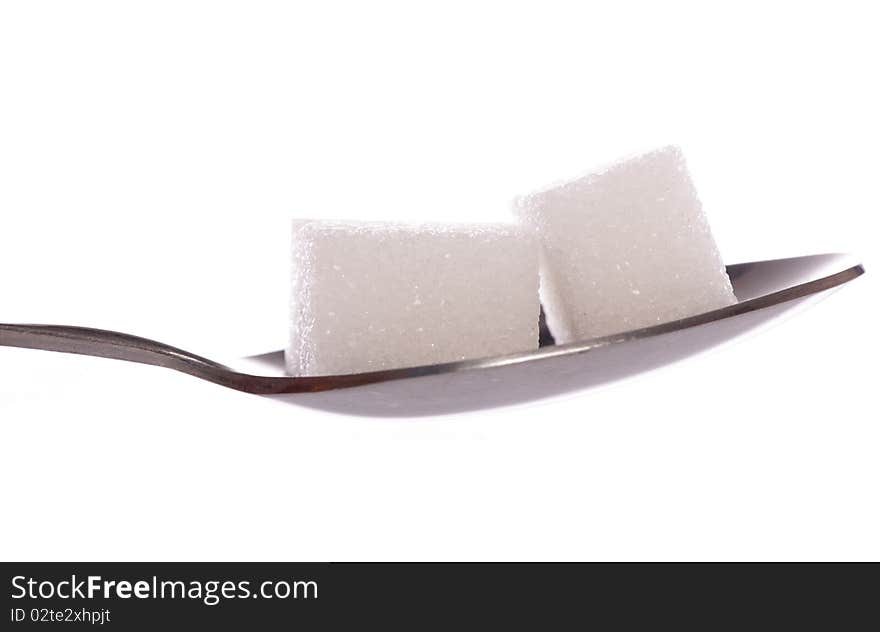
[1,1,877,560]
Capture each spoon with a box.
[0,253,864,413]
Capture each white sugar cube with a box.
[514,145,736,343]
[287,221,539,376]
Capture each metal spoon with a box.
[0,253,864,413]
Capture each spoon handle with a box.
[0,322,222,367]
[0,323,248,388]
[0,323,347,395]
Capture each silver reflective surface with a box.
[264,253,864,415]
[0,253,865,415]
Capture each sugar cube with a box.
[514,145,736,343]
[287,221,539,376]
